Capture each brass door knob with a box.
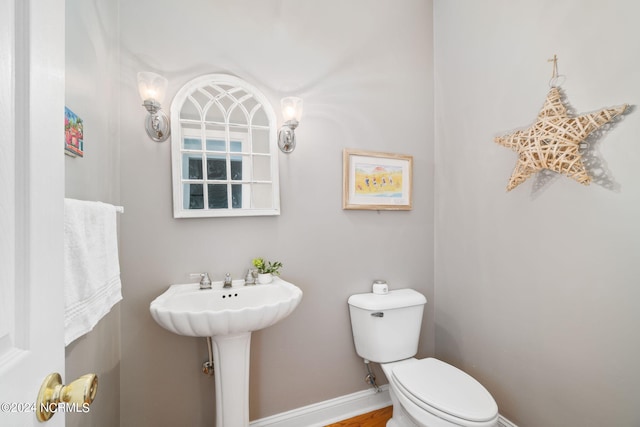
[36,372,98,422]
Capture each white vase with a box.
[257,273,273,284]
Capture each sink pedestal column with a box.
[211,332,251,427]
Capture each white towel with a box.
[64,198,123,345]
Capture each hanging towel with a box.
[64,198,123,345]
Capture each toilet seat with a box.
[391,358,498,427]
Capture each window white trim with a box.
[170,74,280,218]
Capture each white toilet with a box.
[348,287,499,427]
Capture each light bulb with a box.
[281,97,303,122]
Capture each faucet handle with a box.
[244,269,256,285]
[223,273,232,288]
[189,272,212,289]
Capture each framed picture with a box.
[64,106,84,157]
[343,149,413,210]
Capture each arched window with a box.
[170,74,280,217]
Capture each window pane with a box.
[206,139,225,151]
[252,183,273,209]
[252,156,271,181]
[229,104,248,125]
[180,99,201,121]
[208,184,228,209]
[252,128,269,154]
[207,155,227,180]
[219,94,234,112]
[231,184,242,209]
[252,105,268,126]
[181,122,200,134]
[230,155,243,181]
[191,90,211,110]
[205,123,225,137]
[184,184,204,209]
[205,102,225,123]
[183,154,203,179]
[230,140,242,153]
[183,137,201,150]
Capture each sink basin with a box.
[150,277,303,337]
[150,276,302,426]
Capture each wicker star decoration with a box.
[495,87,627,191]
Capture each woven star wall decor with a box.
[495,86,627,191]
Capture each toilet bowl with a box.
[348,287,499,427]
[382,358,498,427]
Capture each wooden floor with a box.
[325,406,393,427]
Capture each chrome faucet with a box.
[223,273,232,288]
[190,272,212,290]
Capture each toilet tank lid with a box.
[348,289,426,310]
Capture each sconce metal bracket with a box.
[143,103,170,142]
[278,119,299,153]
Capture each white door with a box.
[0,0,66,426]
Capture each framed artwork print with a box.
[64,106,84,157]
[342,149,413,210]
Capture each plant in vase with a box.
[252,258,282,284]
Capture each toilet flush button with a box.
[372,280,388,295]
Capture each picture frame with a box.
[64,106,84,157]
[342,149,413,210]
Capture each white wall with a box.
[64,0,121,425]
[434,1,640,426]
[118,1,434,425]
[65,0,120,202]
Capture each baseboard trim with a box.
[249,385,391,427]
[498,415,518,427]
[250,385,518,427]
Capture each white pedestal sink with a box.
[150,277,303,427]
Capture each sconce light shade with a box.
[281,97,303,122]
[137,71,168,105]
[278,97,303,153]
[137,71,170,142]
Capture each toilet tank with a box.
[348,289,427,363]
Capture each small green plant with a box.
[252,257,283,275]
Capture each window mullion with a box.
[200,122,209,210]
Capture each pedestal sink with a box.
[150,277,302,427]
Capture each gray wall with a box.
[64,0,121,425]
[62,2,640,426]
[118,0,434,425]
[434,1,640,426]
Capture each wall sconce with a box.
[137,71,170,142]
[278,97,303,153]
